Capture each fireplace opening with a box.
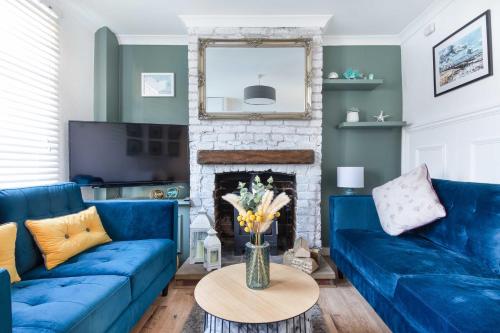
[214,171,296,256]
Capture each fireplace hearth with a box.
[214,171,296,255]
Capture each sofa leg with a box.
[161,284,169,297]
[337,269,344,280]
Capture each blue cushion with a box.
[11,275,131,333]
[0,183,85,274]
[418,179,500,274]
[394,274,500,333]
[335,229,496,297]
[23,239,175,300]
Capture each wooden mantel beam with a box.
[197,150,315,165]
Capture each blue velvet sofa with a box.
[0,183,178,333]
[330,179,500,333]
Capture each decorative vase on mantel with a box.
[222,176,290,290]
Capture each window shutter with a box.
[0,0,60,188]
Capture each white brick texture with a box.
[188,27,323,247]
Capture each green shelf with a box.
[323,79,383,91]
[337,121,407,129]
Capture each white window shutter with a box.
[0,0,60,188]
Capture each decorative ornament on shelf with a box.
[373,110,391,122]
[346,107,360,123]
[166,185,185,199]
[343,68,364,80]
[149,189,165,200]
[368,73,375,80]
[222,175,290,290]
[189,207,212,264]
[328,71,339,79]
[203,227,221,271]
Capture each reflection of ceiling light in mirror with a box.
[244,74,276,105]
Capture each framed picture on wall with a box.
[141,73,175,97]
[433,10,493,97]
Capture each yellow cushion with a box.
[0,222,21,283]
[25,206,112,270]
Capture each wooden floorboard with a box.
[134,279,390,333]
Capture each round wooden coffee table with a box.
[194,263,320,333]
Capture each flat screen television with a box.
[69,121,189,187]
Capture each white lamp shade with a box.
[337,167,364,188]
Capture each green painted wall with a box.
[93,27,120,121]
[120,45,188,125]
[321,46,403,246]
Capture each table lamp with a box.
[337,167,364,195]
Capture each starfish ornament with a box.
[373,110,391,122]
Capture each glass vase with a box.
[245,241,270,290]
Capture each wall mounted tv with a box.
[69,121,189,187]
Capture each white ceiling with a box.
[62,0,437,36]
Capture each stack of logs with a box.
[283,237,320,274]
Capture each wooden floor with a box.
[133,280,391,333]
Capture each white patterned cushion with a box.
[372,164,446,236]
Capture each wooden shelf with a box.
[337,121,407,129]
[323,79,383,91]
[198,150,315,165]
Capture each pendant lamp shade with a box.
[244,85,276,105]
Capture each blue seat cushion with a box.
[394,274,500,333]
[11,275,131,333]
[23,239,176,300]
[335,229,495,297]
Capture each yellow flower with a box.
[256,216,263,223]
[239,221,245,227]
[249,214,256,222]
[244,227,250,233]
[237,215,242,222]
[246,210,253,216]
[275,212,281,218]
[268,214,274,220]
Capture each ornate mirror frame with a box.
[198,38,313,120]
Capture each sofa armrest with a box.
[85,200,178,244]
[329,195,382,246]
[329,195,381,232]
[0,269,12,333]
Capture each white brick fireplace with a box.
[186,25,324,247]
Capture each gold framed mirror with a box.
[198,38,313,120]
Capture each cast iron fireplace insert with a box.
[213,171,296,255]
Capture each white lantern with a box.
[203,227,221,271]
[189,208,212,264]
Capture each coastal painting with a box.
[141,73,175,97]
[433,10,492,96]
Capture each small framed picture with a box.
[141,73,175,97]
[433,10,493,97]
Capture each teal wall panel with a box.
[120,45,188,125]
[93,27,119,121]
[321,46,403,246]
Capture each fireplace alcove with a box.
[213,171,296,256]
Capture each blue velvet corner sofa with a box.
[0,183,178,333]
[330,179,500,333]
